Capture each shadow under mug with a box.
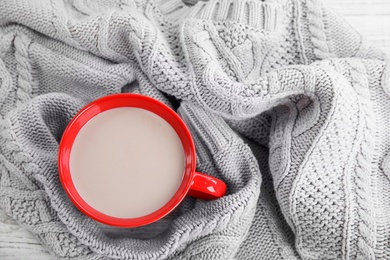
[58,93,227,227]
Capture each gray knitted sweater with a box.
[0,0,389,259]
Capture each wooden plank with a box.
[345,16,390,55]
[0,210,54,259]
[326,1,390,55]
[326,0,390,16]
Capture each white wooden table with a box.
[0,1,389,259]
[327,0,390,55]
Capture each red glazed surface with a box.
[58,94,226,227]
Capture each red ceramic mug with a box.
[58,93,226,227]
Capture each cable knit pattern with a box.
[305,0,331,60]
[14,34,34,105]
[0,0,389,259]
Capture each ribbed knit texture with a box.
[0,0,389,259]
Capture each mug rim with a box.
[58,93,196,227]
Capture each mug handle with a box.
[187,172,227,200]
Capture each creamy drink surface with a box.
[69,107,185,219]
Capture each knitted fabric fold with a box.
[0,0,389,259]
